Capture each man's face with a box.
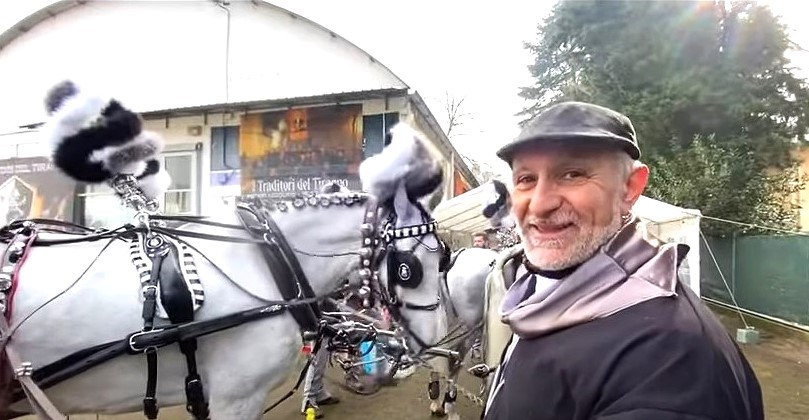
[473,235,487,248]
[510,145,647,271]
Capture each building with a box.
[0,0,478,227]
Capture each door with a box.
[161,151,198,215]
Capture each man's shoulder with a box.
[520,293,728,361]
[487,245,523,288]
[599,292,724,343]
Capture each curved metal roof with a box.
[0,0,409,123]
[0,0,407,91]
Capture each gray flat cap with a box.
[497,101,640,164]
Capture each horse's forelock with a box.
[320,182,349,194]
[405,161,443,201]
[360,122,441,203]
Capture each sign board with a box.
[239,105,364,198]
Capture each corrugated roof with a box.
[0,0,409,125]
[0,0,84,52]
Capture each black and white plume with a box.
[359,122,443,204]
[481,179,514,229]
[41,80,171,200]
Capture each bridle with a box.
[362,202,451,353]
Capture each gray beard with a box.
[523,213,625,271]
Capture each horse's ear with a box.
[482,179,513,228]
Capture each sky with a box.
[1,0,808,179]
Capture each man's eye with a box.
[562,171,585,180]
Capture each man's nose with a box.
[527,178,562,217]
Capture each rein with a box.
[0,185,452,418]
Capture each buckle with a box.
[142,285,158,298]
[129,329,163,353]
[14,362,33,378]
[143,396,159,419]
[467,363,494,378]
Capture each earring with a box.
[621,212,632,224]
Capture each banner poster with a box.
[239,105,364,199]
[0,157,75,226]
[453,170,471,197]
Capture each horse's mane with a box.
[237,191,371,215]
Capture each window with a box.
[162,152,197,215]
[77,150,199,226]
[363,112,399,158]
[210,126,240,171]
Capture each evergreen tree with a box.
[520,0,809,233]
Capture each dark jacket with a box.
[483,219,763,420]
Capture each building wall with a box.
[139,96,410,213]
[0,95,462,224]
[0,0,406,129]
[0,1,477,225]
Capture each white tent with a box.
[433,187,703,295]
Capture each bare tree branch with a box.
[443,91,471,139]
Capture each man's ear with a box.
[623,163,649,210]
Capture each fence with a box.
[701,234,809,326]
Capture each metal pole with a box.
[731,232,737,299]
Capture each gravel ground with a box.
[21,305,809,420]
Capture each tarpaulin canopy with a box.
[433,184,497,234]
[433,186,703,295]
[434,185,700,233]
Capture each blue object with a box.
[360,340,376,375]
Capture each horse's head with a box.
[482,179,515,229]
[359,123,448,354]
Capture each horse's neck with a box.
[448,248,496,324]
[219,204,366,297]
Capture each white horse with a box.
[423,246,495,419]
[425,179,516,419]
[0,82,449,419]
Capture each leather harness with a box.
[0,192,378,420]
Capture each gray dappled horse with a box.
[423,180,510,419]
[0,82,449,420]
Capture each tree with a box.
[443,91,469,139]
[439,92,497,183]
[462,155,498,183]
[520,0,809,234]
[645,136,805,235]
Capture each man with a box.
[472,232,489,249]
[468,231,490,361]
[301,344,340,418]
[301,299,341,418]
[482,102,763,420]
